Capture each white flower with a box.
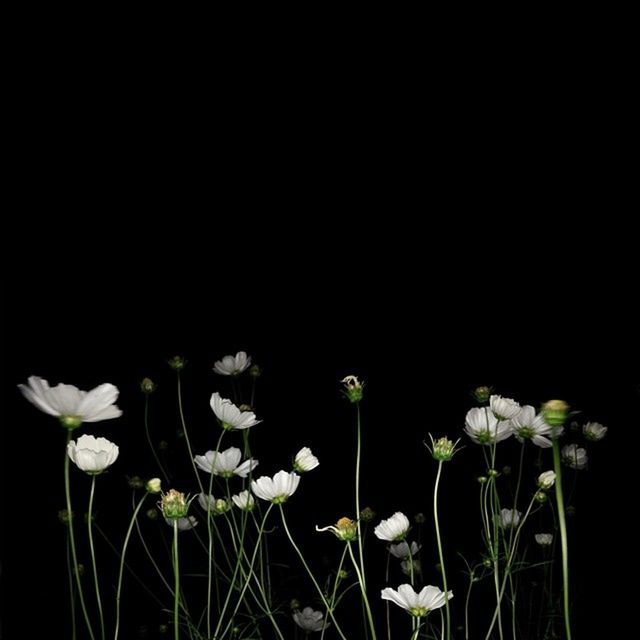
[538,470,556,490]
[293,607,325,632]
[213,351,252,376]
[490,395,521,421]
[210,392,261,430]
[67,434,119,474]
[510,406,560,448]
[194,447,259,478]
[464,408,512,445]
[293,447,319,472]
[499,508,521,529]
[146,478,162,493]
[562,444,588,470]
[389,541,421,559]
[374,512,410,541]
[232,490,255,511]
[19,376,122,427]
[165,516,198,531]
[381,584,453,617]
[535,533,553,546]
[583,421,608,442]
[251,470,300,503]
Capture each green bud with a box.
[477,476,488,484]
[249,364,262,378]
[168,356,186,371]
[140,378,156,394]
[542,399,570,427]
[146,508,159,521]
[488,469,499,478]
[473,386,493,404]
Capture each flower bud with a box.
[502,465,511,476]
[146,478,162,494]
[290,599,301,611]
[58,509,74,525]
[60,415,83,430]
[337,569,349,579]
[249,364,262,378]
[146,508,159,521]
[140,378,156,394]
[542,399,569,427]
[360,507,376,522]
[414,512,426,524]
[477,476,488,484]
[341,375,364,403]
[334,517,358,541]
[534,491,547,503]
[167,356,186,371]
[128,476,145,490]
[488,469,499,478]
[473,386,492,404]
[537,471,556,490]
[429,436,460,462]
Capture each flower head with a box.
[210,393,261,430]
[140,378,156,394]
[374,512,410,541]
[537,470,556,490]
[542,399,570,427]
[251,470,300,503]
[19,376,122,428]
[294,447,320,472]
[535,533,553,546]
[426,435,461,461]
[510,406,560,448]
[381,584,453,617]
[562,444,588,470]
[341,375,364,403]
[146,478,162,494]
[160,489,191,519]
[293,606,325,632]
[164,516,198,531]
[473,386,493,404]
[498,508,521,529]
[316,517,358,541]
[198,493,231,515]
[67,434,119,474]
[583,421,608,442]
[167,356,186,371]
[232,490,255,511]
[490,395,521,421]
[213,351,252,376]
[464,408,512,445]
[194,447,259,478]
[389,541,421,559]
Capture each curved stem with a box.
[114,493,148,640]
[347,542,378,640]
[87,475,106,640]
[433,460,451,640]
[65,431,96,640]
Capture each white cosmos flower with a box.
[535,533,553,546]
[194,447,259,478]
[490,395,521,421]
[583,421,608,442]
[510,406,560,448]
[562,444,588,470]
[164,516,198,531]
[293,606,325,632]
[19,376,122,427]
[538,470,556,489]
[293,447,320,472]
[464,408,512,445]
[389,541,421,559]
[381,584,453,617]
[210,393,261,430]
[67,434,119,474]
[251,470,300,503]
[213,351,252,376]
[232,490,255,511]
[374,512,410,541]
[499,508,522,529]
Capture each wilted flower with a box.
[164,516,198,531]
[194,447,259,478]
[535,533,553,546]
[213,351,252,376]
[316,517,358,541]
[146,478,162,494]
[542,400,570,427]
[537,470,556,490]
[67,435,119,474]
[210,393,261,430]
[381,584,453,617]
[498,508,522,529]
[341,375,364,403]
[389,541,421,559]
[427,435,461,461]
[510,406,560,448]
[464,408,512,445]
[292,606,325,632]
[231,490,255,511]
[583,421,608,442]
[19,376,122,429]
[490,395,521,421]
[160,489,191,519]
[251,471,300,503]
[294,447,320,472]
[562,444,588,470]
[374,512,410,541]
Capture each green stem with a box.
[176,372,205,495]
[87,475,106,640]
[66,530,77,639]
[173,520,180,640]
[321,545,349,640]
[355,404,367,587]
[347,542,378,640]
[433,461,450,640]
[552,438,572,640]
[144,394,170,484]
[114,492,148,640]
[65,431,96,640]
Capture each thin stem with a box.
[385,552,392,640]
[321,545,349,640]
[176,372,204,495]
[355,404,367,587]
[66,530,77,639]
[173,520,180,640]
[87,475,106,640]
[114,492,148,640]
[144,394,170,484]
[347,541,378,640]
[552,438,572,640]
[433,461,450,640]
[65,431,96,640]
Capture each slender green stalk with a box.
[87,475,106,640]
[66,530,77,639]
[347,542,378,640]
[321,545,349,640]
[176,372,204,495]
[385,552,392,640]
[114,493,148,640]
[144,394,170,484]
[65,431,96,640]
[355,404,367,586]
[552,438,572,640]
[433,461,450,640]
[172,520,180,640]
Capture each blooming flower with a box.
[251,470,300,503]
[389,541,421,559]
[510,406,560,448]
[537,470,556,490]
[374,512,410,541]
[213,351,252,376]
[464,408,512,445]
[293,606,325,632]
[232,490,255,511]
[294,447,320,472]
[535,533,553,546]
[164,516,198,531]
[19,376,122,428]
[316,517,358,541]
[381,584,453,617]
[490,395,521,421]
[498,508,522,529]
[210,393,261,430]
[583,421,608,442]
[194,447,259,478]
[562,444,588,470]
[67,434,119,474]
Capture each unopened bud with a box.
[140,378,156,394]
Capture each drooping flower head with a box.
[19,376,122,429]
[316,517,358,541]
[381,584,453,617]
[293,447,320,472]
[210,393,261,431]
[510,406,560,448]
[67,434,119,474]
[535,533,553,546]
[194,447,259,478]
[562,444,588,470]
[251,470,300,503]
[293,606,325,632]
[464,408,512,445]
[374,512,410,541]
[583,421,608,442]
[213,351,252,376]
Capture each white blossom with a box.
[67,434,119,474]
[381,584,453,617]
[535,533,553,546]
[210,393,261,430]
[213,351,252,376]
[251,470,300,503]
[293,607,325,632]
[583,422,608,442]
[374,512,410,541]
[389,541,421,559]
[499,508,521,529]
[490,395,521,421]
[165,516,198,531]
[294,447,319,472]
[562,444,588,470]
[194,447,258,478]
[464,407,512,445]
[510,406,560,448]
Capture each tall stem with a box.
[176,372,204,495]
[433,460,451,640]
[66,530,77,639]
[347,542,378,640]
[355,404,367,586]
[87,475,106,640]
[172,520,180,640]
